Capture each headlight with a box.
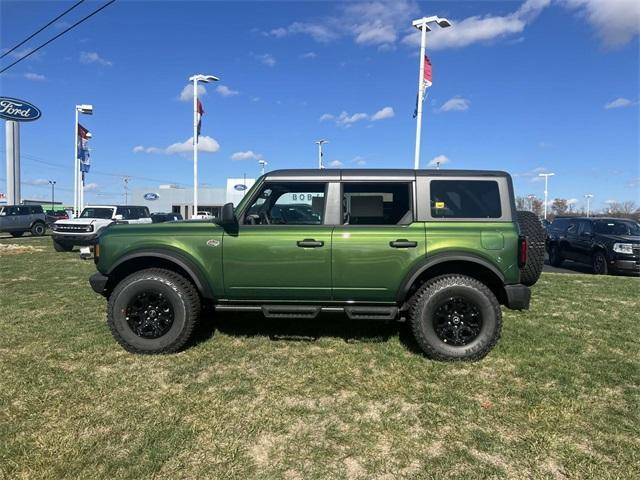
[51,224,58,231]
[85,225,94,232]
[613,243,633,254]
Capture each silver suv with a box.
[0,205,47,237]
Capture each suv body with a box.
[52,205,151,250]
[0,205,47,237]
[89,169,532,360]
[546,217,640,275]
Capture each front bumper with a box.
[613,258,640,274]
[89,272,109,296]
[504,284,531,310]
[52,232,98,245]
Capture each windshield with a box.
[80,207,114,219]
[594,220,640,236]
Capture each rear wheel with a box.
[516,211,545,286]
[592,251,608,275]
[31,222,46,236]
[409,275,502,361]
[10,231,24,238]
[107,268,201,354]
[549,244,563,267]
[53,240,73,252]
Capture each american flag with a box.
[196,99,204,142]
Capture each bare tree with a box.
[531,198,544,217]
[516,196,527,210]
[606,201,639,220]
[551,198,569,217]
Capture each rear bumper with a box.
[89,272,109,296]
[504,284,531,310]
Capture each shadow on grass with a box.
[190,308,424,354]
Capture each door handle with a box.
[297,239,324,248]
[390,239,418,248]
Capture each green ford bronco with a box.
[89,169,544,360]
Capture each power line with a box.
[1,0,86,60]
[0,0,116,74]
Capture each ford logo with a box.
[144,192,159,201]
[234,184,247,191]
[0,97,42,122]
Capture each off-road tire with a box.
[53,240,73,252]
[30,222,46,236]
[516,211,545,286]
[548,244,563,267]
[107,268,201,354]
[10,231,24,237]
[409,275,502,361]
[592,251,608,275]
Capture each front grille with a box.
[56,225,90,232]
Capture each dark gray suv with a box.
[0,205,47,237]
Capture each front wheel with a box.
[549,244,563,267]
[53,240,73,252]
[31,222,46,236]
[107,268,201,354]
[592,252,608,275]
[409,275,502,361]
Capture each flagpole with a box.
[413,23,427,170]
[193,76,199,218]
[74,107,78,217]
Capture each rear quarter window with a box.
[430,180,501,218]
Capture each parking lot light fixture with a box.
[258,159,268,175]
[538,172,555,220]
[49,180,56,212]
[315,139,328,169]
[584,194,594,217]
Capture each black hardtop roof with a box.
[554,216,638,222]
[266,168,510,178]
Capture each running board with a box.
[214,304,398,321]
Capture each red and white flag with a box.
[423,55,432,88]
[196,99,204,142]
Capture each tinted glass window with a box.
[30,206,43,214]
[579,221,593,235]
[594,220,640,236]
[81,208,114,219]
[17,206,30,215]
[567,222,578,234]
[245,182,326,225]
[430,180,501,218]
[343,182,412,225]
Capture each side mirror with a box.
[219,203,237,226]
[114,214,124,221]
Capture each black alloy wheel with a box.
[125,290,175,339]
[433,296,483,346]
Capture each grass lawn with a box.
[1,236,639,479]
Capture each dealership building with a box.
[130,177,256,218]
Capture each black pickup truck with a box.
[546,217,640,275]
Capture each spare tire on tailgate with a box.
[516,211,545,286]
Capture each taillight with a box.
[93,244,100,264]
[518,236,527,268]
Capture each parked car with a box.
[89,168,544,360]
[51,205,151,252]
[191,211,214,220]
[0,204,47,237]
[45,210,69,225]
[546,217,640,275]
[150,212,183,223]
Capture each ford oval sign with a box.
[234,184,247,191]
[144,192,159,201]
[0,97,42,122]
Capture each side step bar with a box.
[214,304,398,321]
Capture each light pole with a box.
[189,74,218,218]
[123,176,130,205]
[527,194,536,211]
[584,194,593,217]
[538,172,555,220]
[48,180,56,212]
[412,15,451,170]
[74,104,92,217]
[315,139,328,169]
[258,159,268,176]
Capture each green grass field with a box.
[1,236,639,479]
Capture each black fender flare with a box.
[396,252,506,302]
[106,248,214,299]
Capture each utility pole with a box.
[411,16,451,169]
[315,139,328,169]
[49,180,56,211]
[538,172,555,220]
[123,176,130,205]
[258,159,267,176]
[584,194,593,217]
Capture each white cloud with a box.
[178,83,207,102]
[319,113,334,122]
[216,85,239,97]
[79,51,112,66]
[83,183,99,192]
[563,0,640,48]
[133,136,220,155]
[336,111,368,127]
[427,155,450,167]
[604,97,633,109]
[253,53,276,66]
[231,150,263,161]
[24,73,45,81]
[30,178,50,185]
[329,160,344,168]
[352,156,367,166]
[267,22,339,42]
[567,198,578,205]
[0,47,41,60]
[371,106,395,121]
[300,51,317,59]
[438,97,471,112]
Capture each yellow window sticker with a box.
[435,201,445,209]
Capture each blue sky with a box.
[1,0,638,211]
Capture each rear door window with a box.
[343,182,412,225]
[430,180,501,218]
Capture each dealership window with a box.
[244,182,326,225]
[343,182,412,225]
[430,180,501,218]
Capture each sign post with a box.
[0,97,42,205]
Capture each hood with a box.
[55,217,113,225]
[597,233,640,243]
